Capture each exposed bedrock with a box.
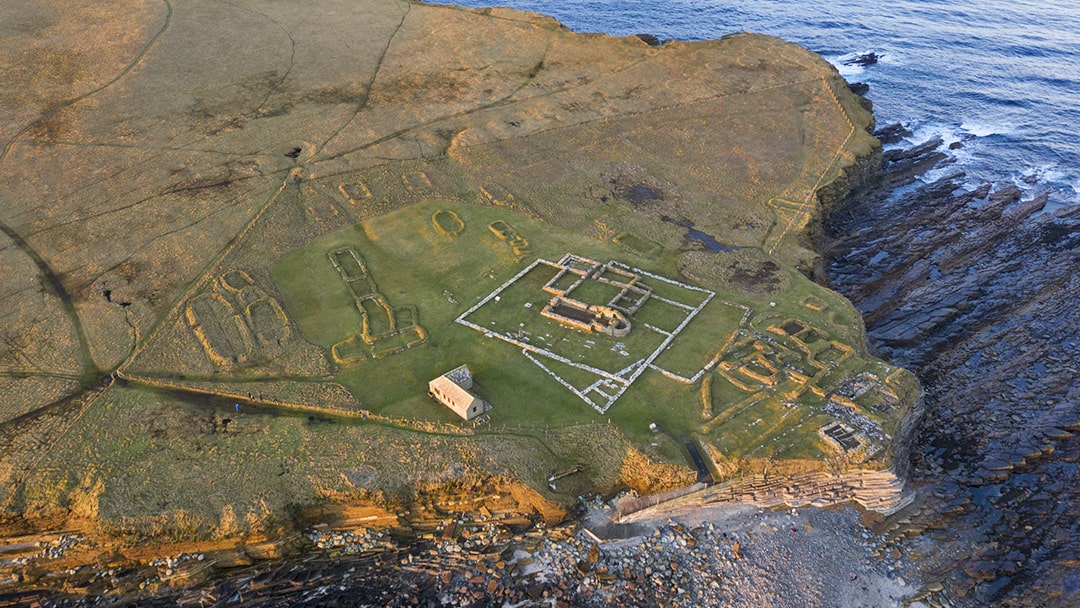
[823,126,1080,607]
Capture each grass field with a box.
[0,0,912,545]
[271,199,910,468]
[273,200,711,424]
[650,299,745,378]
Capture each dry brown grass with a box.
[618,447,697,495]
[0,0,904,552]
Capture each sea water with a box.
[446,0,1080,209]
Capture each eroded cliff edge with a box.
[0,0,916,587]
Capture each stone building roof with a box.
[429,365,488,420]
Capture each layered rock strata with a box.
[825,128,1080,607]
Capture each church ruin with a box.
[532,253,653,337]
[540,296,631,337]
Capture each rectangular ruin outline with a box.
[696,322,891,455]
[327,246,428,362]
[456,254,716,413]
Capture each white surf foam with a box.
[900,121,964,149]
[959,122,1010,138]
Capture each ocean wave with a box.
[892,123,999,191]
[959,122,1009,138]
[889,121,1015,152]
[889,122,964,149]
[1012,164,1080,205]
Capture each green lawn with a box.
[271,199,905,464]
[272,200,689,426]
[651,299,744,378]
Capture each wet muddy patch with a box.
[661,216,742,253]
[602,164,678,211]
[677,249,789,296]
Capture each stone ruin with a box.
[819,421,864,453]
[540,296,632,338]
[535,254,653,338]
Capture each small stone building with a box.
[429,365,490,420]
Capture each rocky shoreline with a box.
[824,125,1080,607]
[4,502,917,608]
[15,124,1074,608]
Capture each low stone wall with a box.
[616,469,909,522]
[611,483,708,519]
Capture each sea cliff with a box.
[0,0,918,602]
